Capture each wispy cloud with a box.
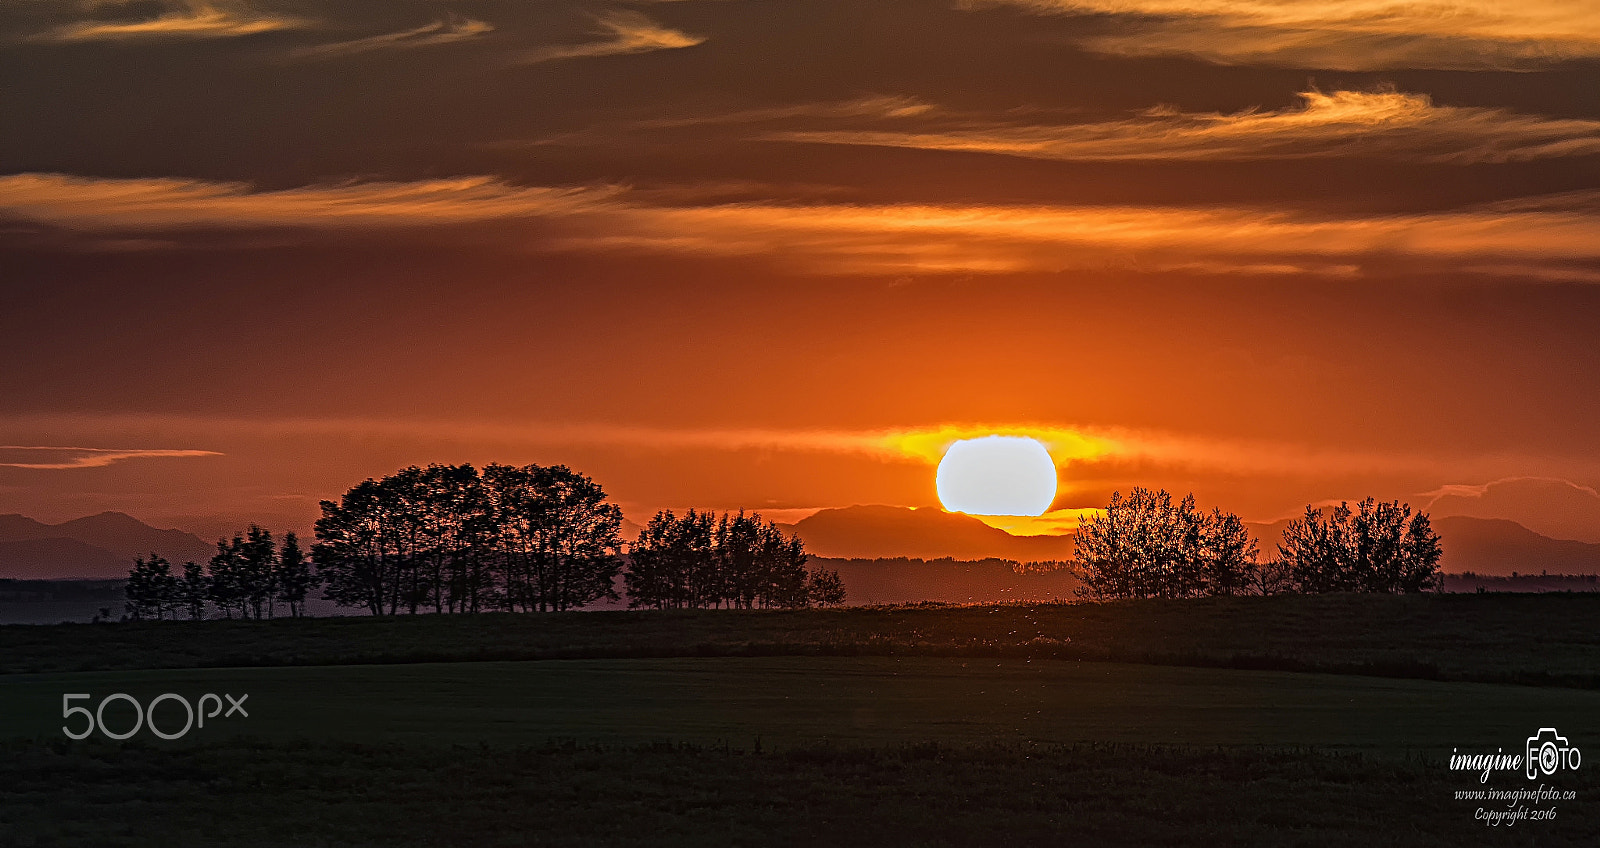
[290,16,493,60]
[0,446,221,470]
[0,173,611,229]
[0,414,1570,485]
[502,95,936,150]
[518,10,703,64]
[966,0,1600,70]
[1419,476,1600,504]
[773,89,1600,164]
[630,95,938,129]
[38,1,306,43]
[7,172,1600,278]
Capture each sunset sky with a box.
[3,0,1600,543]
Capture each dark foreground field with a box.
[6,591,1600,686]
[3,594,1598,845]
[11,738,1587,848]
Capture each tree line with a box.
[129,463,846,619]
[627,509,845,609]
[1072,487,1443,600]
[123,527,317,621]
[127,465,1444,618]
[311,463,625,615]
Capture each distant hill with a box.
[1426,478,1600,544]
[0,512,214,579]
[785,506,1600,578]
[1249,515,1600,577]
[1431,516,1600,576]
[788,505,1075,561]
[0,539,129,580]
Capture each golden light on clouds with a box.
[0,173,608,229]
[972,509,1102,537]
[774,89,1600,164]
[8,172,1600,278]
[518,11,704,64]
[290,17,494,60]
[40,1,306,42]
[883,425,1117,466]
[969,0,1600,69]
[0,446,222,470]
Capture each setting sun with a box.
[935,435,1058,517]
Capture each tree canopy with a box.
[1073,488,1259,600]
[1277,498,1442,594]
[626,509,844,610]
[313,463,625,615]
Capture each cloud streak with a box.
[290,16,493,60]
[38,1,306,43]
[0,414,1577,486]
[0,446,222,470]
[772,89,1600,164]
[7,172,1600,277]
[0,173,611,229]
[518,11,703,63]
[501,95,937,151]
[967,0,1600,70]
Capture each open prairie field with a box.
[3,595,1598,845]
[4,592,1599,686]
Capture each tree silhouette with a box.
[239,525,277,619]
[806,566,847,607]
[1074,488,1259,600]
[274,532,318,617]
[125,554,178,620]
[126,462,853,620]
[627,509,843,609]
[483,463,624,612]
[314,478,403,616]
[1278,498,1442,593]
[627,509,717,609]
[179,560,208,620]
[207,535,248,619]
[313,463,624,615]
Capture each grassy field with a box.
[3,594,1598,845]
[10,738,1592,848]
[4,592,1599,686]
[6,656,1598,749]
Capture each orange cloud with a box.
[517,11,703,63]
[13,413,1600,515]
[0,173,610,229]
[772,89,1600,164]
[290,17,494,60]
[0,413,1490,478]
[881,425,1118,465]
[39,1,306,42]
[6,172,1600,277]
[0,446,222,470]
[967,0,1600,70]
[972,509,1101,537]
[509,95,938,149]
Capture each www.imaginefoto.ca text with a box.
[1454,786,1574,803]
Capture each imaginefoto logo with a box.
[1526,728,1582,780]
[1449,728,1583,783]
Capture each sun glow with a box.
[935,436,1059,517]
[886,425,1116,465]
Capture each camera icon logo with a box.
[1525,728,1582,780]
